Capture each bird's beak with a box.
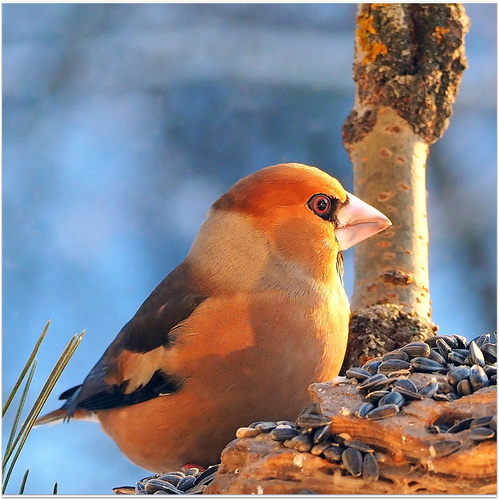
[335,192,392,251]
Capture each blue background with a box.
[3,4,496,495]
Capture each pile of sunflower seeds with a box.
[237,403,380,481]
[130,465,219,495]
[345,332,496,421]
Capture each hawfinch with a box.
[36,163,390,472]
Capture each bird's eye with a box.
[308,194,333,219]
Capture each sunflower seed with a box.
[468,341,485,367]
[401,342,431,358]
[193,465,219,487]
[468,427,496,441]
[298,489,317,494]
[382,351,410,362]
[366,404,399,420]
[255,422,277,433]
[184,467,200,476]
[299,402,322,416]
[432,393,454,402]
[427,425,445,434]
[419,382,439,398]
[392,386,424,401]
[470,416,493,428]
[481,343,497,364]
[426,335,458,349]
[436,338,453,361]
[236,427,261,438]
[378,391,405,408]
[411,357,444,373]
[157,473,183,485]
[393,378,418,392]
[453,334,469,349]
[277,420,296,426]
[362,453,380,481]
[428,348,447,365]
[362,360,382,375]
[377,359,411,375]
[484,365,497,377]
[323,445,344,463]
[346,367,372,381]
[342,448,363,477]
[248,421,263,428]
[296,413,330,430]
[446,418,473,433]
[429,440,461,458]
[270,426,299,441]
[456,379,473,396]
[447,366,471,385]
[177,476,197,492]
[310,441,333,456]
[471,333,491,348]
[490,415,497,432]
[365,390,390,404]
[288,434,314,452]
[345,440,375,453]
[313,425,331,443]
[447,351,468,365]
[357,402,375,418]
[145,479,182,494]
[359,373,388,389]
[469,365,489,391]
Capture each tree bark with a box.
[341,4,469,370]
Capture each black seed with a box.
[419,382,439,398]
[277,420,295,426]
[490,415,497,432]
[248,421,263,428]
[359,373,388,389]
[401,342,431,358]
[452,335,468,349]
[484,365,497,377]
[157,474,183,485]
[346,440,375,453]
[468,341,485,367]
[255,422,277,433]
[470,365,489,391]
[446,418,473,433]
[436,338,453,361]
[411,357,444,373]
[366,404,399,420]
[427,425,444,434]
[456,379,473,396]
[313,425,331,444]
[296,413,330,430]
[378,391,405,408]
[270,426,299,441]
[357,402,375,418]
[468,427,496,441]
[362,360,382,375]
[392,386,424,401]
[481,343,497,364]
[393,379,418,392]
[365,390,390,404]
[429,440,461,458]
[323,445,343,463]
[310,441,331,456]
[346,367,372,381]
[428,348,447,366]
[362,453,380,481]
[382,350,410,362]
[377,359,411,375]
[470,416,494,429]
[447,366,471,385]
[471,333,490,348]
[193,465,219,487]
[342,447,363,477]
[447,351,468,365]
[145,479,182,494]
[289,434,314,452]
[177,476,197,492]
[184,467,200,476]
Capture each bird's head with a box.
[188,163,391,291]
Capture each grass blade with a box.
[4,360,37,461]
[18,469,29,494]
[2,331,84,493]
[2,320,51,417]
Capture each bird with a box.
[35,163,391,473]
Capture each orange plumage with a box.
[35,163,390,472]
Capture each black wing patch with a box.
[64,370,182,413]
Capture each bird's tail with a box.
[33,407,96,427]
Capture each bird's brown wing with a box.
[61,261,207,416]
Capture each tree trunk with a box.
[341,4,469,371]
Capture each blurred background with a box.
[3,3,496,495]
